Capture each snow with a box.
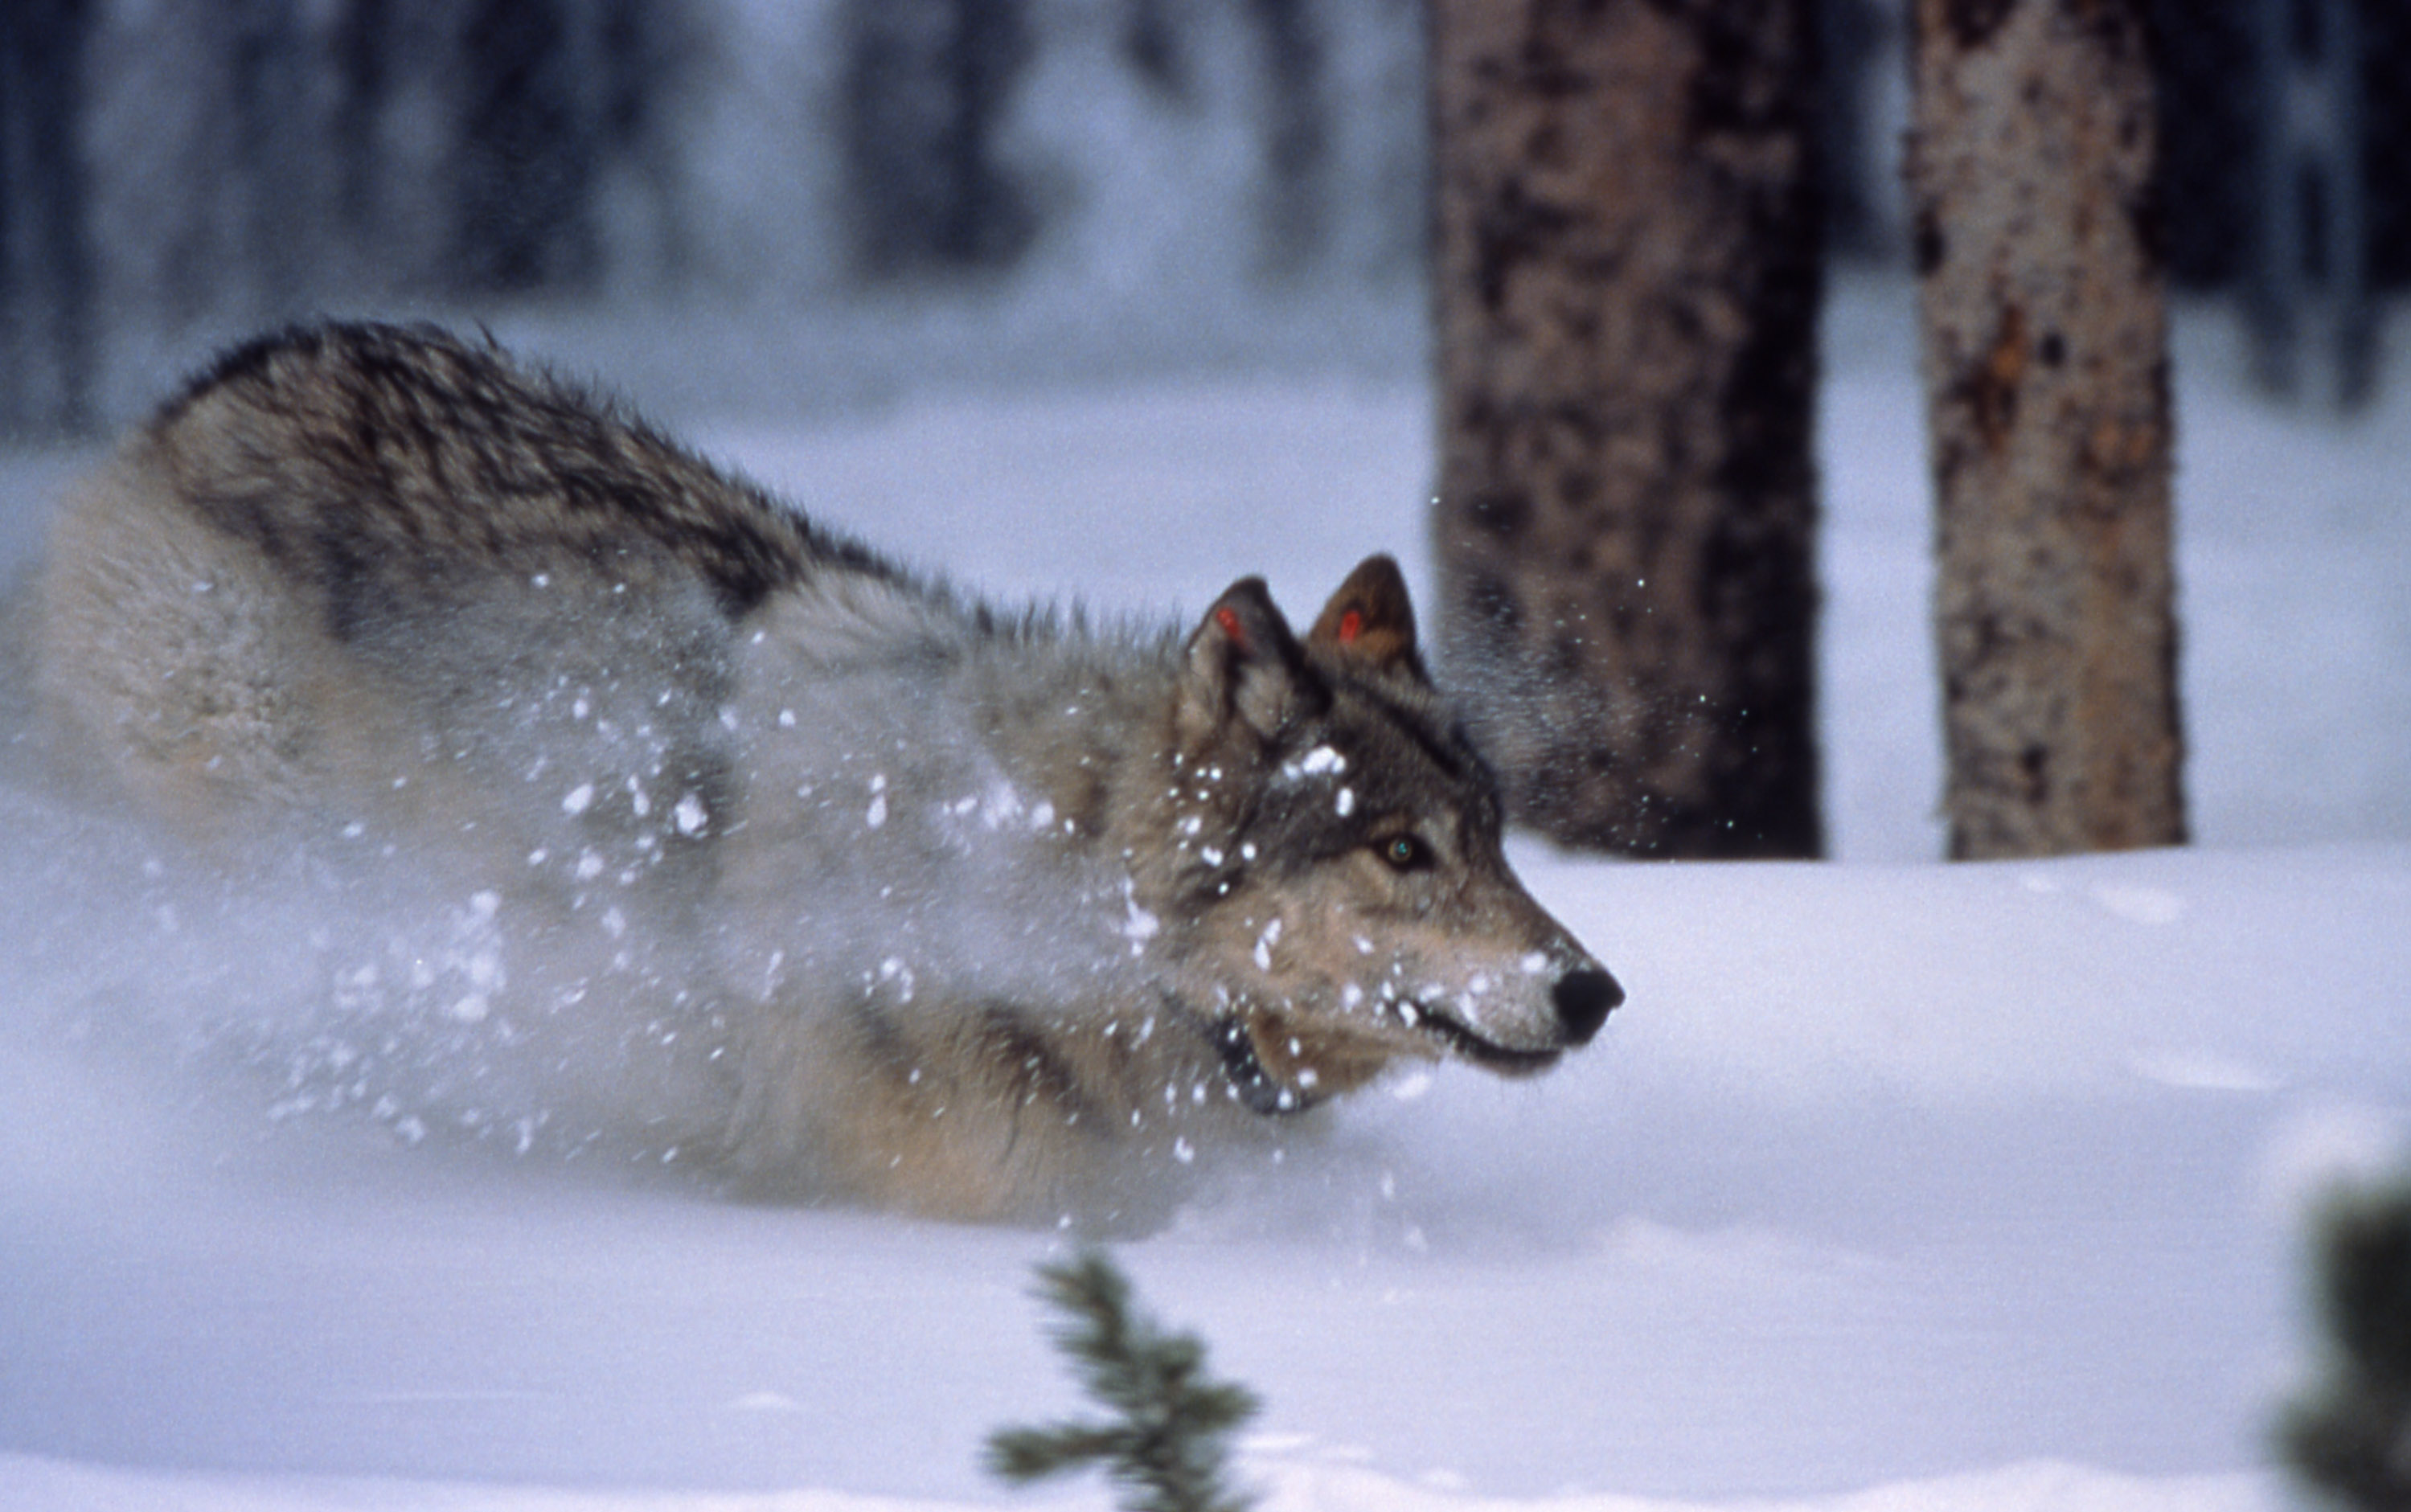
[2,277,2409,1512]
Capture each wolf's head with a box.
[1142,555,1620,1113]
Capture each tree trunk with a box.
[1909,0,2187,859]
[1429,0,1824,859]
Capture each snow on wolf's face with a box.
[1142,556,1621,1112]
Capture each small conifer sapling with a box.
[2281,1182,2411,1511]
[984,1248,1261,1512]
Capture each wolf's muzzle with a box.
[1552,968,1622,1045]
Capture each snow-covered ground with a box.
[2,277,2407,1512]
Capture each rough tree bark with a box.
[1429,0,1824,859]
[1909,0,2187,858]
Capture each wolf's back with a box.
[28,321,906,834]
[143,322,896,619]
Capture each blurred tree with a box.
[0,0,96,440]
[1428,0,1825,859]
[232,0,322,320]
[842,0,1035,278]
[334,0,400,270]
[2245,0,2372,408]
[335,0,393,248]
[1819,0,1899,260]
[453,0,601,294]
[594,0,697,288]
[334,0,686,302]
[2367,0,2411,292]
[2281,1182,2411,1512]
[1122,0,1192,102]
[327,0,461,299]
[1909,0,2188,859]
[2147,0,2256,290]
[1249,0,1326,277]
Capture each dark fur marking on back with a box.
[158,322,920,623]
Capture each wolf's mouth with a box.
[1413,1007,1562,1076]
[1212,1004,1560,1114]
[1213,1017,1316,1117]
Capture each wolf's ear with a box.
[1307,555,1428,684]
[1181,577,1323,744]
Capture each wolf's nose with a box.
[1552,968,1622,1044]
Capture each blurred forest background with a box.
[1,0,2405,438]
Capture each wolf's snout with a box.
[1551,968,1622,1045]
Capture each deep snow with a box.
[2,277,2408,1511]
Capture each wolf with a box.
[28,320,1621,1227]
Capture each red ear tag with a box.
[1338,608,1363,645]
[1215,605,1247,650]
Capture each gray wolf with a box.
[29,321,1620,1227]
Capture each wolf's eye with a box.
[1378,834,1432,872]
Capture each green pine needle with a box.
[2282,1182,2411,1512]
[984,1248,1261,1512]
